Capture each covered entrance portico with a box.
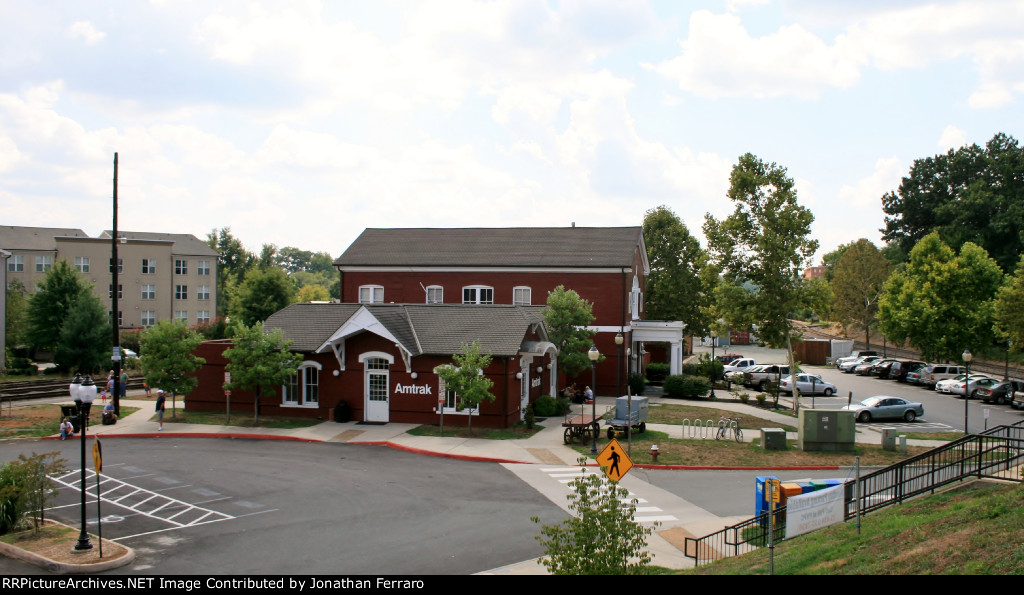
[629,320,686,376]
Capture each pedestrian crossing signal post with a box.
[596,438,633,481]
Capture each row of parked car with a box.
[834,350,1024,408]
[719,357,838,396]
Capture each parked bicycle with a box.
[715,416,743,442]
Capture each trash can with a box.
[334,401,350,423]
[60,405,81,433]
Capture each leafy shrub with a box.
[662,374,711,398]
[524,403,536,429]
[645,363,669,382]
[532,395,560,417]
[628,373,647,396]
[6,358,37,376]
[0,453,68,535]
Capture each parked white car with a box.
[779,374,837,396]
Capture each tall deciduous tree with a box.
[436,340,494,435]
[231,267,295,326]
[831,239,891,343]
[222,323,302,423]
[994,256,1024,354]
[642,205,712,336]
[206,227,256,317]
[703,153,818,410]
[54,293,109,374]
[881,132,1024,273]
[26,259,91,352]
[878,232,1004,362]
[140,320,206,419]
[545,285,597,379]
[5,279,30,350]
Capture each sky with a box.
[1,0,1022,265]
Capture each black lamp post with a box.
[71,373,97,552]
[589,344,600,455]
[615,331,624,397]
[962,349,972,435]
[709,329,717,398]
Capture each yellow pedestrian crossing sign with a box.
[596,438,633,481]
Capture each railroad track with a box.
[0,376,147,403]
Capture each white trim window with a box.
[174,259,188,275]
[462,285,493,305]
[434,366,481,415]
[141,258,156,274]
[197,260,211,275]
[426,285,443,304]
[108,284,123,299]
[74,257,90,273]
[7,255,23,272]
[197,285,211,300]
[141,311,156,327]
[35,256,52,273]
[109,258,123,274]
[175,310,188,323]
[284,361,321,406]
[513,286,532,305]
[141,284,155,300]
[175,285,188,300]
[108,311,122,326]
[197,310,211,324]
[359,285,384,304]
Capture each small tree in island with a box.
[222,323,302,424]
[435,340,494,436]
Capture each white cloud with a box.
[68,21,106,45]
[938,126,967,151]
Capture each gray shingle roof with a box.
[0,226,89,251]
[264,302,546,357]
[335,227,643,268]
[102,231,218,256]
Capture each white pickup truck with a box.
[722,357,757,375]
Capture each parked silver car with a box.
[842,396,924,423]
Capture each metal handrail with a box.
[684,421,1024,566]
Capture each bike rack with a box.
[681,418,717,439]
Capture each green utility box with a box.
[760,427,787,450]
[798,409,855,452]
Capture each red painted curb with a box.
[44,433,321,443]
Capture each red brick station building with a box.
[189,227,686,428]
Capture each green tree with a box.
[26,259,92,353]
[878,232,1004,362]
[819,241,853,282]
[994,256,1024,352]
[296,284,330,303]
[222,323,302,423]
[435,340,495,435]
[642,205,712,336]
[703,153,818,410]
[231,267,296,326]
[5,279,30,350]
[532,459,656,575]
[139,320,206,419]
[257,243,278,269]
[54,292,109,374]
[275,246,313,273]
[206,227,256,317]
[0,452,68,535]
[544,285,597,379]
[831,239,891,342]
[881,132,1024,273]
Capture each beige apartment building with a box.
[1,226,218,330]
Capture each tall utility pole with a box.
[111,153,122,416]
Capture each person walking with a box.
[155,389,166,431]
[120,370,129,399]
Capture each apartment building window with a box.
[141,311,156,327]
[359,285,384,304]
[175,311,188,323]
[513,286,532,306]
[174,259,188,275]
[197,311,211,324]
[197,260,211,275]
[109,258,123,274]
[141,258,156,274]
[108,311,123,326]
[35,256,52,273]
[141,284,155,300]
[425,285,443,304]
[108,284,123,299]
[7,255,23,272]
[197,285,211,300]
[462,286,493,305]
[175,285,188,300]
[74,257,90,273]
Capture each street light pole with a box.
[709,329,717,398]
[72,374,97,552]
[962,349,972,436]
[589,345,600,456]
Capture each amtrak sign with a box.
[394,383,433,395]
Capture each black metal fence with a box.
[684,421,1024,567]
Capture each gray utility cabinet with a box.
[798,409,855,452]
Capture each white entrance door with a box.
[520,363,530,420]
[365,358,390,422]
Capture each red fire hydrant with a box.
[650,444,660,462]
